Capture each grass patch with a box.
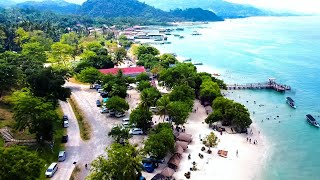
[0,100,14,128]
[0,136,4,147]
[69,96,91,140]
[70,165,82,180]
[69,77,90,85]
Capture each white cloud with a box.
[226,0,320,14]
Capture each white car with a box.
[45,162,58,178]
[100,108,109,113]
[58,151,66,162]
[129,128,143,135]
[122,118,130,122]
[150,107,159,113]
[122,121,131,128]
[115,112,125,118]
[63,120,69,128]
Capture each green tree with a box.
[50,42,73,66]
[156,95,171,121]
[159,53,178,68]
[168,101,192,126]
[136,72,150,82]
[29,30,53,51]
[114,47,127,64]
[77,67,103,84]
[199,79,221,105]
[130,106,153,132]
[60,32,78,46]
[26,67,71,104]
[144,125,174,159]
[105,96,129,113]
[0,147,44,180]
[140,87,161,108]
[86,41,103,51]
[137,80,151,91]
[108,125,131,143]
[137,54,160,69]
[10,89,58,141]
[159,63,197,88]
[209,97,252,130]
[22,42,47,63]
[169,84,195,102]
[136,44,159,58]
[14,27,30,47]
[87,143,142,180]
[0,60,20,98]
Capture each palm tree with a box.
[156,95,171,122]
[140,89,152,109]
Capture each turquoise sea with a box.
[154,16,320,180]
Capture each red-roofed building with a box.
[99,67,146,77]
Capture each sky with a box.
[10,0,320,14]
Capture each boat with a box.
[176,28,184,31]
[286,97,296,109]
[306,114,320,128]
[182,58,192,62]
[193,62,203,65]
[179,35,184,39]
[212,73,221,76]
[173,34,180,37]
[191,31,201,35]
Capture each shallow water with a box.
[154,16,320,180]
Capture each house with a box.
[99,67,146,77]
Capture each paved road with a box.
[53,82,146,180]
[52,101,82,180]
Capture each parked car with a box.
[100,92,108,98]
[62,115,68,121]
[122,122,131,128]
[45,163,58,178]
[100,108,109,113]
[97,88,104,93]
[149,107,159,113]
[129,128,143,135]
[96,100,101,107]
[95,84,102,90]
[122,118,130,122]
[115,112,125,118]
[58,151,66,162]
[63,120,69,128]
[143,162,154,173]
[61,135,68,143]
[150,156,165,163]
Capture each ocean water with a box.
[153,16,320,180]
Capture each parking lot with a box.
[55,82,147,179]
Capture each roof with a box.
[306,114,316,122]
[175,141,188,150]
[151,174,166,180]
[168,154,180,167]
[177,133,192,143]
[160,167,175,177]
[99,67,146,75]
[286,97,294,103]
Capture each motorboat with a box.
[306,114,320,128]
[286,97,296,109]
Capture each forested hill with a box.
[14,0,223,22]
[139,0,275,18]
[16,0,80,14]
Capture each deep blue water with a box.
[154,16,320,180]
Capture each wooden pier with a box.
[226,78,291,92]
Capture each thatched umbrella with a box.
[160,167,175,177]
[174,145,184,156]
[168,154,180,170]
[176,141,188,150]
[177,133,192,143]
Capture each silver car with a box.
[58,151,66,162]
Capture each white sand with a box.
[173,100,268,180]
[141,99,268,180]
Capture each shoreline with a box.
[146,46,269,180]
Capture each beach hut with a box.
[177,133,192,143]
[175,141,188,150]
[168,154,180,170]
[160,167,175,178]
[151,174,166,180]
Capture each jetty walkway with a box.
[226,78,291,92]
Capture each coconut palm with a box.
[156,95,171,122]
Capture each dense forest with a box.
[11,0,223,22]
